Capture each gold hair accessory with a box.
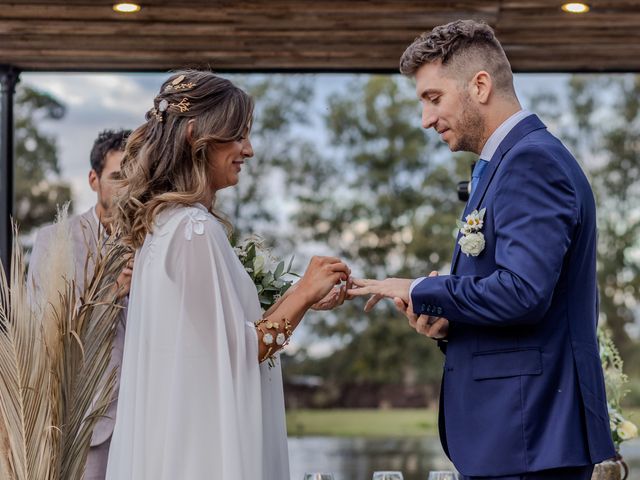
[173,98,191,113]
[149,97,190,122]
[149,107,163,122]
[164,75,197,92]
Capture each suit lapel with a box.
[450,115,547,274]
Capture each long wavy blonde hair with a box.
[113,70,254,249]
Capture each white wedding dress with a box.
[105,204,289,480]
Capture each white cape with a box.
[106,204,289,480]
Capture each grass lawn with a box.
[286,408,438,438]
[287,407,640,438]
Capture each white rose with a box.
[617,420,638,440]
[458,232,485,256]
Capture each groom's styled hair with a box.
[400,20,516,97]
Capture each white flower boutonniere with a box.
[456,208,486,257]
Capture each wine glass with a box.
[427,471,460,480]
[372,472,404,480]
[303,473,334,480]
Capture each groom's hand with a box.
[347,277,413,311]
[392,295,418,324]
[393,297,449,340]
[391,271,448,340]
[414,315,449,340]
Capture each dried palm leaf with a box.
[0,223,53,480]
[0,213,129,480]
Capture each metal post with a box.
[0,65,20,279]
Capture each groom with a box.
[349,20,615,479]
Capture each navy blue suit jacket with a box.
[411,115,616,476]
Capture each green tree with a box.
[586,77,640,371]
[14,85,72,233]
[574,76,640,373]
[284,75,473,391]
[531,75,640,374]
[284,73,640,398]
[218,75,315,250]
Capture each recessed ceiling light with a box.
[113,3,141,13]
[561,2,590,13]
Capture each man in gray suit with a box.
[28,129,132,480]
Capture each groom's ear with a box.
[471,71,492,105]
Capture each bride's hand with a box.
[311,277,352,310]
[296,256,350,306]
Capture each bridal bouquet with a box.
[598,327,638,449]
[234,236,297,311]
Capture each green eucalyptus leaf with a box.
[274,261,285,279]
[253,255,265,275]
[262,272,274,287]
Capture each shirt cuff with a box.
[410,276,426,295]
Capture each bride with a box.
[106,70,350,480]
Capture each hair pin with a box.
[164,74,197,92]
[150,107,163,122]
[150,94,191,123]
[174,98,191,113]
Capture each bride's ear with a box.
[186,119,196,144]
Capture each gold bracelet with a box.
[255,317,293,364]
[284,318,293,340]
[261,347,273,363]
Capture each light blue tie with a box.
[470,159,489,198]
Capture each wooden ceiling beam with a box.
[0,0,637,72]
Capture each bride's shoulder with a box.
[155,203,225,242]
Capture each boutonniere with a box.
[456,208,486,257]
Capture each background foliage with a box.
[20,73,640,407]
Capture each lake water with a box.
[288,436,640,480]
